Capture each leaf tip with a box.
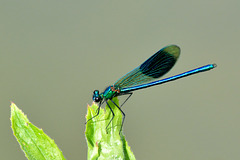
[10,101,16,108]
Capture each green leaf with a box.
[85,97,136,160]
[10,102,66,160]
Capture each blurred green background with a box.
[1,0,239,159]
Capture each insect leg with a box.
[119,92,133,108]
[85,100,104,124]
[110,99,125,134]
[105,100,115,133]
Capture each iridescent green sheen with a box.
[89,44,216,133]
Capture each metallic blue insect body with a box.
[88,45,216,133]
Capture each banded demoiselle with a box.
[88,45,216,133]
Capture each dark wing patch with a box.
[140,45,180,78]
[114,45,180,88]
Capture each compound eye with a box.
[93,90,99,94]
[93,90,102,102]
[94,97,101,102]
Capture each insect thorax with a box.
[103,85,119,99]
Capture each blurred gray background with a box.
[1,0,239,159]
